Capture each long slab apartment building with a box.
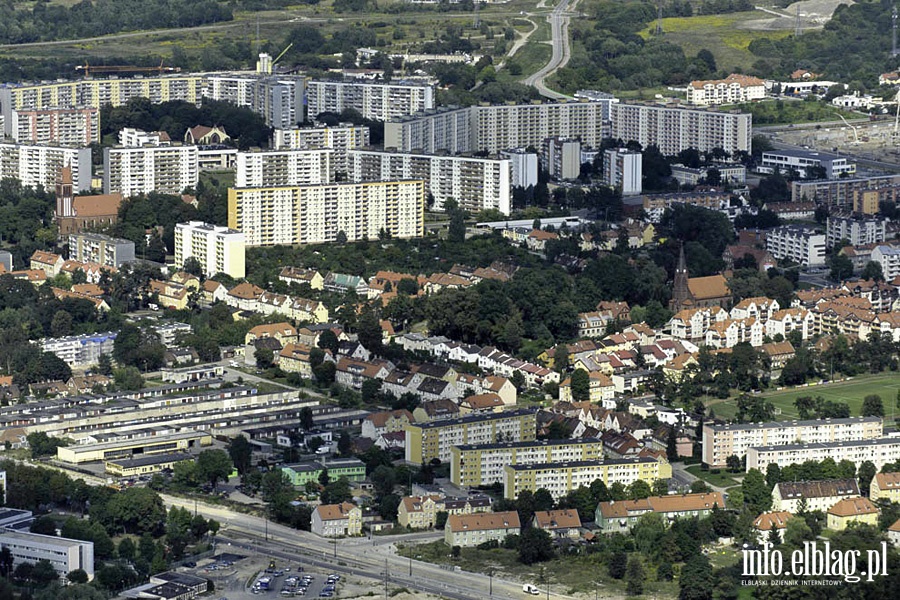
[0,70,305,130]
[386,99,750,157]
[702,416,883,468]
[503,457,671,501]
[405,409,537,464]
[273,125,370,172]
[305,79,435,122]
[746,436,900,471]
[0,142,91,192]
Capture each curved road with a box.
[523,0,579,99]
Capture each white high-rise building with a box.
[236,149,333,188]
[11,107,100,146]
[103,144,198,196]
[385,99,615,155]
[0,142,91,192]
[228,181,425,246]
[604,148,643,196]
[499,149,539,189]
[273,125,370,174]
[348,149,511,214]
[174,221,246,278]
[609,103,752,156]
[306,80,435,121]
[765,225,827,267]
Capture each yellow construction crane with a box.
[75,60,182,78]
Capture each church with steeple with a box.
[55,165,123,236]
[669,244,732,310]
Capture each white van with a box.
[523,583,540,595]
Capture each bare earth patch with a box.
[742,0,853,31]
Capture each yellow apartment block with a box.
[450,438,605,488]
[405,409,536,465]
[502,457,672,500]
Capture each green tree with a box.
[113,366,144,391]
[679,554,714,600]
[625,555,645,595]
[741,469,772,514]
[862,394,884,417]
[228,436,252,475]
[254,347,274,369]
[117,537,136,561]
[518,527,554,564]
[858,460,876,496]
[783,516,814,546]
[569,369,590,402]
[371,465,397,499]
[608,551,628,579]
[829,254,854,282]
[31,560,59,587]
[66,569,89,584]
[196,449,233,489]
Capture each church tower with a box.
[670,244,690,310]
[55,164,74,218]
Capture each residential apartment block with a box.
[273,125,370,173]
[450,438,605,487]
[41,331,117,367]
[745,436,900,471]
[502,457,671,500]
[0,531,94,581]
[870,472,900,502]
[542,137,581,180]
[0,142,91,192]
[872,244,900,280]
[792,175,900,206]
[608,103,752,155]
[604,148,642,196]
[702,417,883,468]
[405,409,537,464]
[397,494,492,529]
[67,233,135,268]
[765,225,827,267]
[444,511,520,547]
[305,79,435,121]
[760,149,855,179]
[174,221,246,278]
[103,144,199,196]
[227,181,425,246]
[10,107,99,145]
[348,149,511,214]
[235,148,333,188]
[595,492,725,534]
[385,99,614,154]
[0,71,306,131]
[686,74,766,106]
[499,148,539,188]
[311,502,362,537]
[772,479,861,513]
[826,214,887,248]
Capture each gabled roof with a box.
[753,511,794,531]
[228,282,265,299]
[777,480,860,503]
[315,502,358,521]
[249,322,297,339]
[874,472,900,491]
[71,193,123,217]
[30,250,61,265]
[687,275,730,300]
[533,509,581,530]
[460,393,504,410]
[827,497,878,517]
[366,409,414,428]
[447,511,520,532]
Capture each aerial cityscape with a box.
[0,0,899,599]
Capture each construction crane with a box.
[75,60,181,78]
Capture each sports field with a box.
[708,372,900,421]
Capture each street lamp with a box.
[488,568,494,597]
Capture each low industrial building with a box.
[104,452,195,477]
[57,431,212,464]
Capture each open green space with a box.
[708,371,900,421]
[637,12,792,73]
[399,540,679,597]
[684,465,739,488]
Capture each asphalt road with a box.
[162,494,575,600]
[523,0,578,99]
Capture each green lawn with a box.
[637,12,792,73]
[708,371,900,421]
[685,465,739,488]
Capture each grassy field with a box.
[708,371,900,421]
[399,540,680,597]
[638,12,792,73]
[684,465,740,488]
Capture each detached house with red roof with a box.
[311,502,362,537]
